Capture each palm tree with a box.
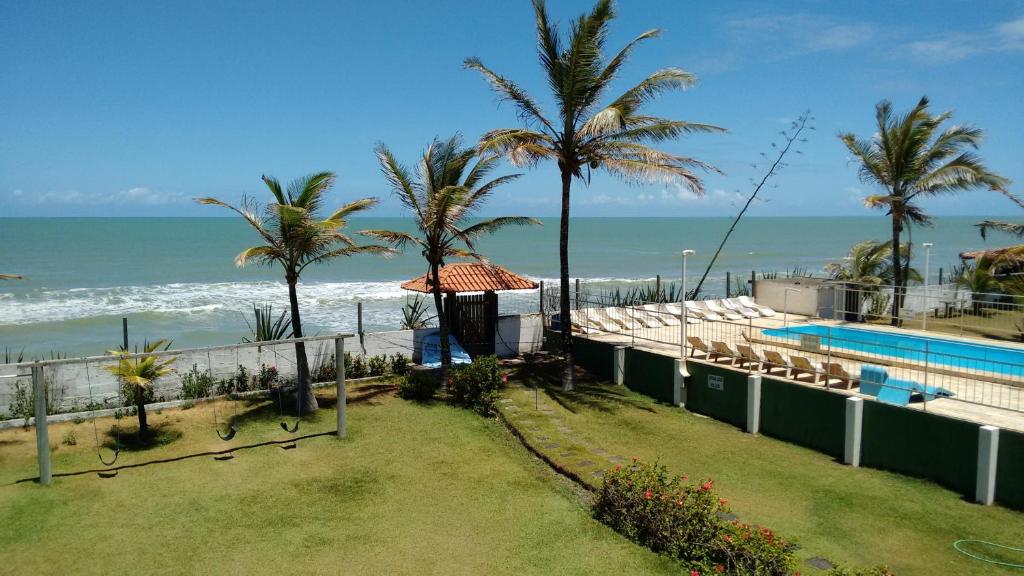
[955,260,1004,314]
[465,0,723,390]
[104,339,175,439]
[197,173,392,414]
[977,192,1024,239]
[839,96,1009,325]
[364,136,539,374]
[825,240,921,286]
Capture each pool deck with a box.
[572,312,1024,433]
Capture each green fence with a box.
[623,348,675,403]
[861,400,979,495]
[684,361,748,429]
[760,376,846,459]
[544,331,614,381]
[997,429,1024,510]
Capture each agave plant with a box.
[104,339,175,438]
[400,295,434,330]
[243,303,293,343]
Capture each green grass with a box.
[0,382,680,575]
[504,360,1024,576]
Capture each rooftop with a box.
[400,262,538,294]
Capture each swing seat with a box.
[280,421,300,433]
[217,425,237,441]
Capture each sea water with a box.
[0,216,1000,356]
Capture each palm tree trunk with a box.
[890,215,903,327]
[431,263,452,383]
[287,277,317,415]
[136,396,148,438]
[559,168,574,392]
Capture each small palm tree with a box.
[839,96,1009,325]
[955,260,1004,315]
[104,339,175,439]
[198,173,392,414]
[825,240,921,286]
[977,192,1024,239]
[466,0,723,390]
[364,136,539,373]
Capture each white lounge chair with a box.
[584,308,622,333]
[703,300,744,321]
[721,298,760,319]
[631,308,665,328]
[737,296,776,317]
[643,304,680,326]
[605,307,642,330]
[686,301,722,321]
[569,309,593,333]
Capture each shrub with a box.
[180,364,214,399]
[253,364,279,390]
[397,370,441,401]
[390,353,409,376]
[368,354,388,377]
[349,355,367,379]
[594,459,795,575]
[828,566,896,576]
[62,430,77,446]
[447,355,502,414]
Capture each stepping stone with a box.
[806,557,833,571]
[520,420,535,426]
[535,435,549,441]
[544,443,560,450]
[609,456,625,463]
[557,427,573,433]
[593,447,607,455]
[560,451,574,458]
[499,399,513,404]
[591,470,605,478]
[716,512,738,521]
[577,460,596,468]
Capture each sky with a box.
[1,0,1023,218]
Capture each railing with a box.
[542,283,1024,415]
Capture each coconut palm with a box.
[364,136,539,373]
[839,96,1009,325]
[197,173,392,414]
[465,0,723,390]
[104,339,175,439]
[825,240,921,286]
[977,192,1024,239]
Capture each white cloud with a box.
[8,187,186,206]
[903,16,1024,62]
[725,14,877,55]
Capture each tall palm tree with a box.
[197,173,392,414]
[977,192,1024,239]
[104,339,175,439]
[839,96,1009,325]
[825,240,920,286]
[364,136,539,374]
[465,0,723,390]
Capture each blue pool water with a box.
[761,324,1024,376]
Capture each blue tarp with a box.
[420,330,472,368]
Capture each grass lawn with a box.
[0,381,680,575]
[869,307,1024,342]
[503,360,1024,576]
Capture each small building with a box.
[959,246,1024,278]
[401,262,538,357]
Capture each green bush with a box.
[447,355,503,414]
[827,566,896,576]
[390,353,409,375]
[253,364,279,390]
[180,364,214,399]
[594,459,795,575]
[368,354,388,377]
[349,355,367,379]
[397,370,441,401]
[62,430,77,446]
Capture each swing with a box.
[208,350,237,442]
[272,345,300,437]
[85,359,120,473]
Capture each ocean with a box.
[0,216,1001,357]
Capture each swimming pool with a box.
[760,324,1024,376]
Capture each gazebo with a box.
[401,262,538,357]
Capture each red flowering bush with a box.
[594,459,795,575]
[827,566,895,576]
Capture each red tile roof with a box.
[401,263,538,293]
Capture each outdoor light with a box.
[681,250,695,371]
[923,243,933,331]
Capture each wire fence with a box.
[541,283,1024,415]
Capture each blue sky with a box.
[1,0,1022,218]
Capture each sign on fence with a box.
[708,374,724,391]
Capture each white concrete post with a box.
[613,346,626,386]
[33,366,52,485]
[976,425,999,505]
[746,374,761,434]
[844,397,863,467]
[335,337,346,439]
[674,359,686,407]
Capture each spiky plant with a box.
[465,0,723,390]
[197,173,393,414]
[243,303,293,343]
[363,135,539,374]
[400,295,434,330]
[104,339,174,438]
[839,96,1009,325]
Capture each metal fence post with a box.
[923,341,929,412]
[33,366,52,485]
[825,325,832,387]
[335,337,346,439]
[539,280,545,316]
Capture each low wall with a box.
[623,348,674,403]
[997,429,1024,509]
[685,361,748,429]
[760,376,846,458]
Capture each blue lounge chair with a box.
[420,330,472,368]
[858,364,954,406]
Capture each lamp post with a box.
[783,287,801,328]
[922,242,933,331]
[681,250,695,360]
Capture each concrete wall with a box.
[753,278,827,317]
